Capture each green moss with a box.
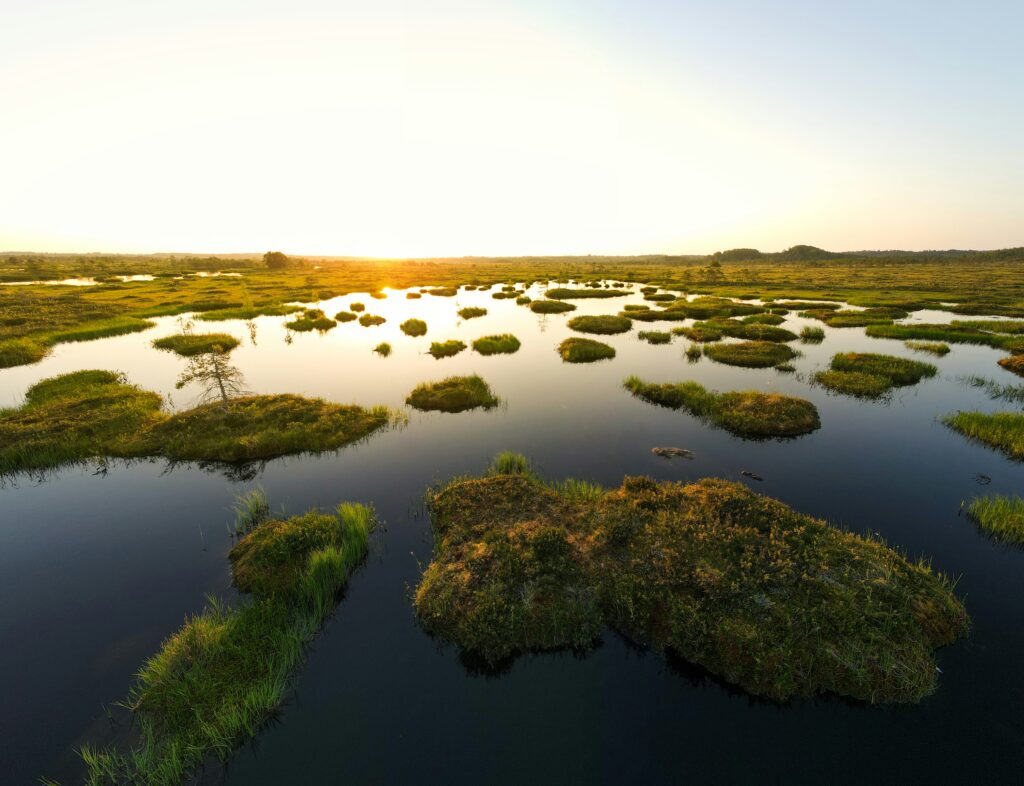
[374,342,391,356]
[428,340,467,359]
[965,495,1024,543]
[622,304,649,312]
[800,326,825,343]
[644,293,677,302]
[704,341,797,368]
[673,325,723,342]
[558,337,616,363]
[472,333,521,355]
[637,330,672,344]
[530,300,577,314]
[458,307,487,319]
[400,318,428,337]
[416,460,967,702]
[153,333,240,356]
[943,411,1024,459]
[0,370,396,474]
[545,288,627,300]
[567,315,632,335]
[905,340,950,356]
[358,314,386,327]
[81,502,373,786]
[814,370,893,398]
[624,376,820,437]
[831,352,937,384]
[998,355,1024,377]
[406,374,499,413]
[742,312,786,325]
[710,321,798,342]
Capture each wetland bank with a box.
[3,250,1024,785]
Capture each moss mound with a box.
[429,340,467,359]
[358,314,386,327]
[152,333,240,356]
[704,340,796,368]
[0,370,394,474]
[545,288,627,300]
[531,300,577,314]
[400,318,428,337]
[558,337,616,363]
[637,330,672,344]
[286,309,336,332]
[814,352,936,398]
[472,333,521,355]
[334,310,358,322]
[624,376,820,438]
[673,325,723,342]
[458,307,487,319]
[406,374,499,413]
[567,315,632,335]
[416,461,968,702]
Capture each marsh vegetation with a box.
[472,334,521,355]
[428,340,467,359]
[703,340,796,368]
[557,337,616,363]
[567,315,632,335]
[814,353,937,398]
[406,375,499,413]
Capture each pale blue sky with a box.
[1,1,1021,255]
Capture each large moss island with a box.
[415,455,968,703]
[0,370,398,474]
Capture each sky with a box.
[1,0,1021,257]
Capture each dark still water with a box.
[2,284,1023,784]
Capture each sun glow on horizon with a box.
[1,1,1022,256]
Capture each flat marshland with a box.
[3,251,1024,785]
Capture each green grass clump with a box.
[943,411,1024,459]
[416,458,967,701]
[704,341,796,368]
[905,340,950,356]
[472,333,521,355]
[673,325,722,342]
[998,355,1024,377]
[0,317,156,368]
[622,304,649,312]
[406,374,499,413]
[637,330,672,344]
[334,311,357,322]
[831,352,937,384]
[742,313,786,325]
[406,292,422,299]
[458,307,487,319]
[400,318,428,337]
[624,376,820,437]
[153,333,240,356]
[813,352,937,398]
[530,300,577,314]
[286,309,336,332]
[374,342,391,356]
[558,337,616,363]
[567,315,632,335]
[429,340,467,359]
[0,337,49,368]
[965,495,1024,543]
[950,320,1024,334]
[644,293,677,302]
[800,326,825,343]
[358,314,386,327]
[545,288,627,300]
[685,344,702,361]
[715,321,797,342]
[349,302,365,312]
[81,501,373,786]
[865,323,1021,350]
[0,370,396,474]
[516,295,531,305]
[426,287,458,297]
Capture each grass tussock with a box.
[567,315,632,335]
[400,318,428,337]
[334,311,357,322]
[545,288,627,300]
[637,330,672,344]
[624,376,820,437]
[152,333,240,356]
[428,340,467,359]
[0,370,396,474]
[374,342,391,356]
[800,326,825,343]
[472,334,521,355]
[673,325,723,342]
[349,302,365,312]
[905,340,950,356]
[416,458,968,702]
[704,340,796,368]
[866,323,1023,351]
[943,411,1024,460]
[285,309,336,332]
[558,337,616,363]
[358,314,386,327]
[81,501,373,785]
[406,374,499,413]
[965,495,1024,543]
[530,300,576,314]
[458,307,487,319]
[197,305,299,322]
[814,352,936,398]
[998,355,1024,377]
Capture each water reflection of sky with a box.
[2,282,1024,784]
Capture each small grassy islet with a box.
[965,495,1024,543]
[567,314,632,335]
[406,374,499,413]
[472,333,521,355]
[814,352,937,398]
[400,318,428,337]
[152,332,240,356]
[428,340,467,359]
[558,337,616,363]
[703,340,797,368]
